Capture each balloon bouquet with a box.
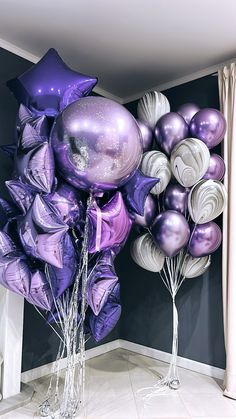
[0,49,159,418]
[131,91,227,391]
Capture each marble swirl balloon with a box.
[188,179,227,224]
[141,151,171,195]
[181,254,211,278]
[130,233,165,273]
[137,91,170,129]
[170,138,210,187]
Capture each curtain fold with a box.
[218,63,236,399]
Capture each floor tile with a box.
[180,392,236,417]
[135,392,189,418]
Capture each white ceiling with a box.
[0,0,236,103]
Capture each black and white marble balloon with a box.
[137,91,170,129]
[130,233,165,273]
[141,151,171,195]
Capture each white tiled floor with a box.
[2,349,236,419]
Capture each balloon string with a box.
[92,197,102,252]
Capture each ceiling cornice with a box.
[1,37,236,106]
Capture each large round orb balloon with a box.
[50,97,143,192]
[189,108,226,149]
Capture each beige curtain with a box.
[218,63,236,399]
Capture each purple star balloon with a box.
[17,104,49,138]
[87,250,118,315]
[121,169,159,215]
[7,48,98,117]
[6,179,35,214]
[26,270,53,311]
[89,300,121,342]
[18,194,68,268]
[88,192,132,253]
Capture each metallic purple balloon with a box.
[45,182,85,227]
[164,184,190,215]
[133,194,157,227]
[50,97,143,192]
[0,231,17,256]
[26,270,53,311]
[6,180,35,214]
[188,222,222,257]
[17,104,49,138]
[18,194,68,268]
[7,48,98,117]
[87,250,118,315]
[47,233,76,298]
[88,192,132,253]
[203,153,225,181]
[89,300,121,342]
[152,210,190,257]
[136,120,153,151]
[190,108,226,149]
[177,103,200,125]
[0,198,19,225]
[121,169,159,215]
[154,112,189,155]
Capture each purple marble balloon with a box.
[177,103,200,125]
[154,112,189,155]
[121,169,159,215]
[45,182,85,227]
[133,194,157,227]
[50,97,143,192]
[188,222,222,257]
[88,192,132,253]
[18,194,68,268]
[152,210,190,257]
[203,153,225,181]
[136,120,153,151]
[87,250,118,315]
[7,48,98,117]
[164,184,189,215]
[190,108,226,149]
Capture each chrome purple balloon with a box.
[50,97,143,192]
[121,169,159,215]
[152,210,190,257]
[203,153,225,181]
[164,184,189,215]
[88,192,132,253]
[133,194,157,228]
[7,48,98,117]
[188,222,222,257]
[177,103,200,125]
[190,108,226,149]
[136,120,153,151]
[154,112,189,155]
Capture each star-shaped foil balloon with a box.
[87,250,118,315]
[18,194,69,268]
[6,179,35,215]
[87,192,132,253]
[121,169,159,215]
[17,104,49,138]
[26,270,53,311]
[7,48,98,117]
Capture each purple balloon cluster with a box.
[2,48,155,342]
[131,97,227,277]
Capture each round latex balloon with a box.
[170,138,210,187]
[188,222,222,257]
[137,91,170,129]
[188,179,227,224]
[152,210,190,257]
[50,97,143,192]
[136,120,153,151]
[164,184,189,215]
[154,112,189,155]
[203,153,225,181]
[131,233,165,272]
[133,194,157,227]
[177,103,200,125]
[189,108,226,149]
[181,254,211,278]
[141,151,171,195]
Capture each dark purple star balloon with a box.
[7,48,98,117]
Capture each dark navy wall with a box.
[118,75,225,369]
[0,47,119,372]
